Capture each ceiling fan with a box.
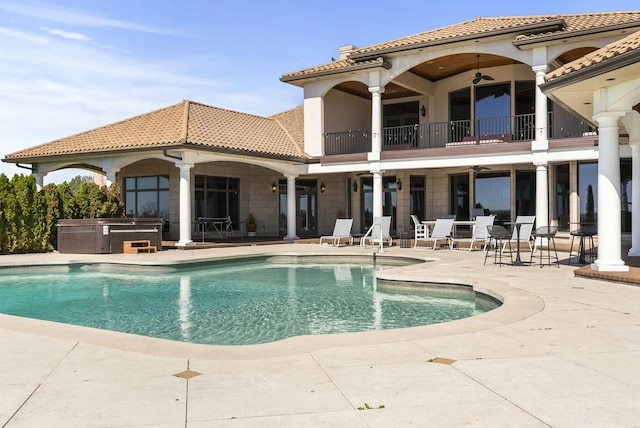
[473,54,494,85]
[467,165,491,172]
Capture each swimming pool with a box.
[0,257,499,345]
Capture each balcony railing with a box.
[323,112,596,155]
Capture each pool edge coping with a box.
[0,249,544,360]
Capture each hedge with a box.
[0,174,124,254]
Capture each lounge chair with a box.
[450,215,495,251]
[319,218,353,246]
[416,217,454,250]
[503,215,535,253]
[360,216,393,249]
[411,215,429,247]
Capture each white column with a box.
[176,161,194,247]
[369,87,384,158]
[532,65,549,232]
[105,169,117,187]
[372,170,383,218]
[629,144,640,256]
[535,163,548,236]
[33,172,44,190]
[533,66,548,148]
[592,112,627,271]
[369,86,384,218]
[285,175,299,240]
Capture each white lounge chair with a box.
[503,215,536,253]
[411,215,429,248]
[450,215,495,251]
[360,216,392,250]
[319,218,353,246]
[416,218,454,250]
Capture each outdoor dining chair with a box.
[411,214,429,248]
[415,218,454,250]
[450,215,495,251]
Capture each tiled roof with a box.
[281,11,640,82]
[269,105,305,157]
[545,29,640,80]
[4,100,309,162]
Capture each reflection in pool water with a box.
[0,258,500,345]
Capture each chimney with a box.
[338,45,357,60]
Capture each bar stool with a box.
[569,225,596,265]
[530,226,559,268]
[484,225,513,266]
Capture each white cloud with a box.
[41,27,91,41]
[0,2,182,36]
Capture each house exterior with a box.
[4,11,640,272]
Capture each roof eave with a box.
[540,50,640,93]
[3,143,310,166]
[280,59,391,83]
[346,19,566,61]
[514,22,640,48]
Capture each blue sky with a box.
[0,0,638,182]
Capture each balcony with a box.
[323,111,596,155]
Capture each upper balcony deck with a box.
[323,111,596,156]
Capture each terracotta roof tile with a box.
[515,12,640,44]
[281,11,640,82]
[4,100,309,162]
[546,29,640,80]
[269,105,305,157]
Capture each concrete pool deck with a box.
[1,243,639,427]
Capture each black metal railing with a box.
[324,129,370,155]
[323,111,596,155]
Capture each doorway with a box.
[296,179,317,236]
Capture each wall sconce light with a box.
[420,105,426,117]
[320,182,325,193]
[271,181,277,193]
[352,181,358,192]
[397,179,402,191]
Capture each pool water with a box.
[0,259,499,345]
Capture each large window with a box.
[449,174,470,220]
[622,159,632,233]
[555,164,570,231]
[475,172,510,224]
[515,171,536,217]
[383,101,419,127]
[194,176,239,223]
[450,88,471,142]
[410,176,425,225]
[475,83,511,136]
[578,162,597,224]
[124,176,169,225]
[361,176,398,233]
[514,81,536,140]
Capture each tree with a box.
[68,175,94,196]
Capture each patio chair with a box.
[450,215,495,251]
[503,215,535,253]
[319,218,353,246]
[470,208,485,220]
[415,217,454,250]
[529,226,559,268]
[484,225,513,266]
[360,216,393,249]
[411,215,429,248]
